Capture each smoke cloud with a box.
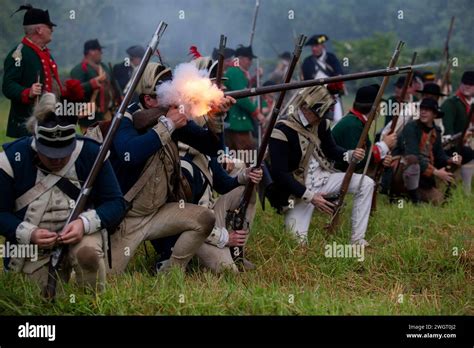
[156,63,224,117]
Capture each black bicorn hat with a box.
[305,34,329,46]
[416,82,446,97]
[354,84,380,106]
[461,71,474,86]
[419,98,444,118]
[11,4,56,27]
[126,45,145,59]
[211,47,235,60]
[235,45,257,59]
[84,39,105,54]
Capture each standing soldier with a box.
[3,5,65,138]
[441,71,474,194]
[267,86,372,246]
[0,93,127,293]
[224,45,265,151]
[301,34,344,123]
[71,39,114,132]
[113,45,145,91]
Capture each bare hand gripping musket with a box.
[225,65,413,99]
[44,21,168,300]
[370,51,417,213]
[325,41,405,235]
[225,34,307,266]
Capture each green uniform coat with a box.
[70,60,112,127]
[441,94,470,136]
[224,66,257,132]
[2,42,59,138]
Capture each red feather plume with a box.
[327,81,345,95]
[63,79,85,102]
[189,46,202,59]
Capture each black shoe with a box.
[407,189,420,204]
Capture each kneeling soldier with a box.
[267,86,372,246]
[391,98,462,204]
[0,93,127,292]
[107,63,235,273]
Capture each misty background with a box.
[1,0,473,94]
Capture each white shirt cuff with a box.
[159,115,176,134]
[79,210,102,234]
[237,168,248,185]
[15,221,37,244]
[206,226,229,248]
[375,141,390,158]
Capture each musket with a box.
[213,35,227,150]
[438,16,455,94]
[215,35,227,89]
[44,21,168,300]
[226,34,307,266]
[370,51,417,213]
[326,41,405,235]
[225,65,412,99]
[249,0,262,146]
[442,126,474,150]
[249,0,260,47]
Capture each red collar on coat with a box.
[22,37,62,93]
[456,90,471,115]
[350,108,367,124]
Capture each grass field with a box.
[0,97,472,315]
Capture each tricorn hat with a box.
[211,47,235,61]
[235,45,257,59]
[84,39,105,55]
[11,4,56,27]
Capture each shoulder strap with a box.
[279,119,318,144]
[270,128,288,142]
[55,177,81,201]
[14,140,84,212]
[278,120,317,179]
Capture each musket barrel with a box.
[225,66,412,99]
